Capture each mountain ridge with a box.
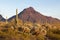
[0,7,60,25]
[0,15,6,21]
[8,7,60,25]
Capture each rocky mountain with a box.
[0,15,5,21]
[8,7,60,24]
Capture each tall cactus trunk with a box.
[6,16,8,24]
[16,9,18,26]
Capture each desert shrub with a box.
[51,29,60,34]
[1,28,8,33]
[36,34,45,40]
[18,27,23,32]
[46,29,60,40]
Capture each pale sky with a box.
[0,0,60,19]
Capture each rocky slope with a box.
[8,7,60,24]
[0,15,5,21]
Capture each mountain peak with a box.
[27,7,34,10]
[23,7,35,12]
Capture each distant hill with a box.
[8,7,60,25]
[0,15,5,21]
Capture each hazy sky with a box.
[0,0,60,19]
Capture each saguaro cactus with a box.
[16,9,18,26]
[6,16,8,24]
